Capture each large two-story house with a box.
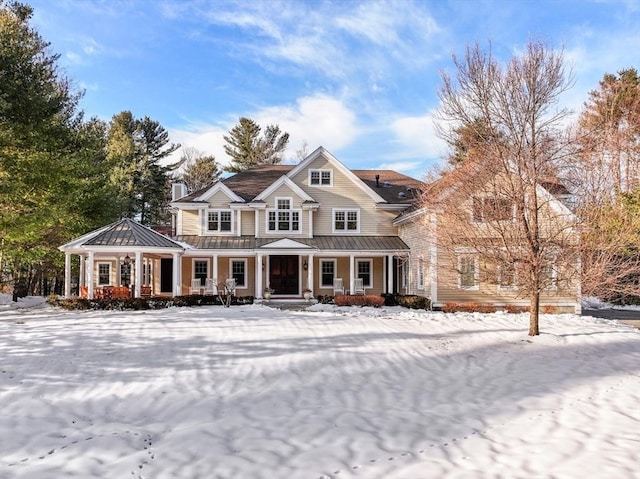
[59,146,581,312]
[60,147,423,300]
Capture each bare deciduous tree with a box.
[429,40,578,336]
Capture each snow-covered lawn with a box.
[1,303,638,479]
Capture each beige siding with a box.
[399,219,432,299]
[206,190,234,207]
[240,210,255,236]
[291,156,399,236]
[181,210,200,235]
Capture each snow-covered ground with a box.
[1,302,638,479]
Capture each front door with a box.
[269,255,299,295]
[160,258,173,293]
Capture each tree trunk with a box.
[529,291,540,336]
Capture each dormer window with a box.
[207,210,232,233]
[309,169,332,186]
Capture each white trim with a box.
[497,261,518,291]
[332,208,360,233]
[319,258,337,288]
[458,254,479,290]
[356,258,373,289]
[253,175,315,202]
[195,181,244,203]
[204,209,234,235]
[260,238,313,249]
[97,262,111,286]
[265,197,302,234]
[192,258,210,281]
[287,146,387,203]
[309,168,333,187]
[417,257,425,290]
[229,258,248,289]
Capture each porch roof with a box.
[174,235,409,252]
[64,218,183,249]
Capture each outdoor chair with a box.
[333,278,345,296]
[189,278,202,295]
[203,278,217,295]
[224,278,237,295]
[353,278,365,295]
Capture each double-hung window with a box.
[194,260,208,286]
[417,258,425,290]
[498,261,517,290]
[333,209,359,233]
[267,198,300,233]
[309,169,332,186]
[320,260,336,287]
[357,259,372,288]
[98,264,110,285]
[207,210,232,233]
[459,255,479,289]
[230,259,246,288]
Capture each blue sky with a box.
[29,0,639,178]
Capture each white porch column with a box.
[79,254,86,287]
[87,251,95,299]
[349,255,355,293]
[387,255,394,294]
[64,253,72,298]
[212,254,218,282]
[256,254,264,299]
[307,254,314,292]
[254,210,260,237]
[172,252,182,297]
[134,251,143,298]
[115,256,121,285]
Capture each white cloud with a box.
[169,94,359,168]
[390,112,448,161]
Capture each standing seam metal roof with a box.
[84,219,182,248]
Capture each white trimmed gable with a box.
[254,175,315,203]
[288,147,386,203]
[260,238,313,249]
[196,182,244,203]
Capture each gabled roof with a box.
[253,175,315,202]
[221,165,293,201]
[171,148,424,206]
[352,169,424,204]
[61,218,183,250]
[193,181,245,203]
[287,147,388,203]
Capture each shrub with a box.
[51,295,254,311]
[541,305,558,314]
[441,302,498,313]
[397,295,430,310]
[333,294,385,308]
[504,304,529,313]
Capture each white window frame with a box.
[309,169,333,186]
[229,258,247,289]
[332,208,360,233]
[357,259,373,288]
[266,197,301,234]
[471,196,515,224]
[192,258,209,286]
[417,258,425,290]
[97,263,111,285]
[320,259,337,288]
[458,255,479,290]
[206,209,233,234]
[498,261,518,291]
[542,258,558,290]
